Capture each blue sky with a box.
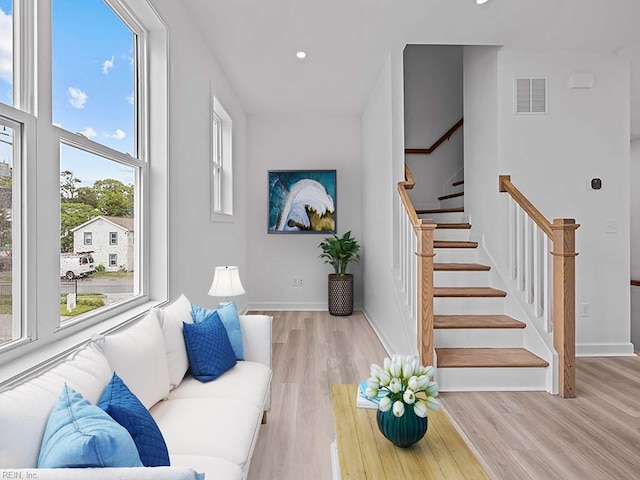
[0,0,136,187]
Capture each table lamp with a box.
[208,266,246,307]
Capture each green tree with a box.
[60,202,100,252]
[60,170,81,200]
[93,179,134,217]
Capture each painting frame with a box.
[268,169,337,234]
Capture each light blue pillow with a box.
[99,373,170,467]
[38,384,143,468]
[183,310,237,382]
[191,302,244,360]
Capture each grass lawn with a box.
[92,271,133,278]
[60,293,106,316]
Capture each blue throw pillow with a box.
[191,302,244,360]
[183,310,237,382]
[99,373,170,467]
[38,384,143,468]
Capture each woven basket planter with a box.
[328,274,354,316]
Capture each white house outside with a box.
[71,216,134,272]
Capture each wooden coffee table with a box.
[331,384,489,479]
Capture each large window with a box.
[54,0,141,326]
[0,0,167,364]
[0,117,21,348]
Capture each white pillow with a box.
[100,308,170,409]
[0,342,112,468]
[157,294,193,388]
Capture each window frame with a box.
[83,231,92,245]
[109,253,117,267]
[0,0,168,372]
[109,231,118,245]
[210,92,233,221]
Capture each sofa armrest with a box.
[239,315,272,369]
[1,467,203,480]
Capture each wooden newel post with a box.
[416,221,436,367]
[551,218,580,398]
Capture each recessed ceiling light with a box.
[476,0,489,4]
[296,51,307,60]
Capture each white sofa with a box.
[0,295,272,480]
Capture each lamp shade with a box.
[208,266,246,298]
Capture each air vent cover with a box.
[515,77,547,114]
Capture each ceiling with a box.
[181,0,640,116]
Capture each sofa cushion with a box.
[150,398,262,469]
[100,308,171,409]
[170,455,244,480]
[98,373,170,467]
[0,342,112,468]
[168,361,271,410]
[157,294,193,388]
[191,302,244,360]
[182,311,236,382]
[38,384,143,468]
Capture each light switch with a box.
[605,220,618,234]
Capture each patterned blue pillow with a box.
[183,310,237,382]
[38,384,142,468]
[191,303,244,360]
[99,373,170,467]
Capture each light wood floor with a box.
[247,311,640,480]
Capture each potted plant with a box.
[318,231,361,316]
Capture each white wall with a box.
[246,116,363,310]
[403,45,464,210]
[631,139,640,349]
[360,54,413,355]
[472,50,632,355]
[152,0,249,310]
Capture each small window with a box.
[211,94,233,219]
[109,231,118,245]
[109,253,117,267]
[84,231,92,245]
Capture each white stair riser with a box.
[436,367,547,392]
[433,228,471,241]
[434,270,490,287]
[434,297,505,314]
[439,196,464,209]
[417,212,464,223]
[434,328,524,348]
[434,249,478,263]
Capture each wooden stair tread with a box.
[436,223,471,229]
[434,287,507,298]
[416,207,464,214]
[434,315,525,329]
[452,180,464,187]
[436,348,549,368]
[438,191,464,201]
[434,240,478,249]
[434,263,490,271]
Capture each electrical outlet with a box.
[580,302,590,317]
[605,220,618,234]
[292,277,298,287]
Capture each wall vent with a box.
[515,77,547,114]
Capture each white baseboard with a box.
[576,342,636,357]
[361,309,392,356]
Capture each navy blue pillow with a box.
[191,302,244,360]
[183,310,237,382]
[98,373,170,467]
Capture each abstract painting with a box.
[268,170,336,233]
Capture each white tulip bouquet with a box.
[365,354,440,418]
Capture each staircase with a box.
[417,180,549,391]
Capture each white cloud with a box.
[68,87,88,109]
[110,129,126,140]
[81,127,97,138]
[102,55,115,75]
[126,92,134,105]
[0,8,13,83]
